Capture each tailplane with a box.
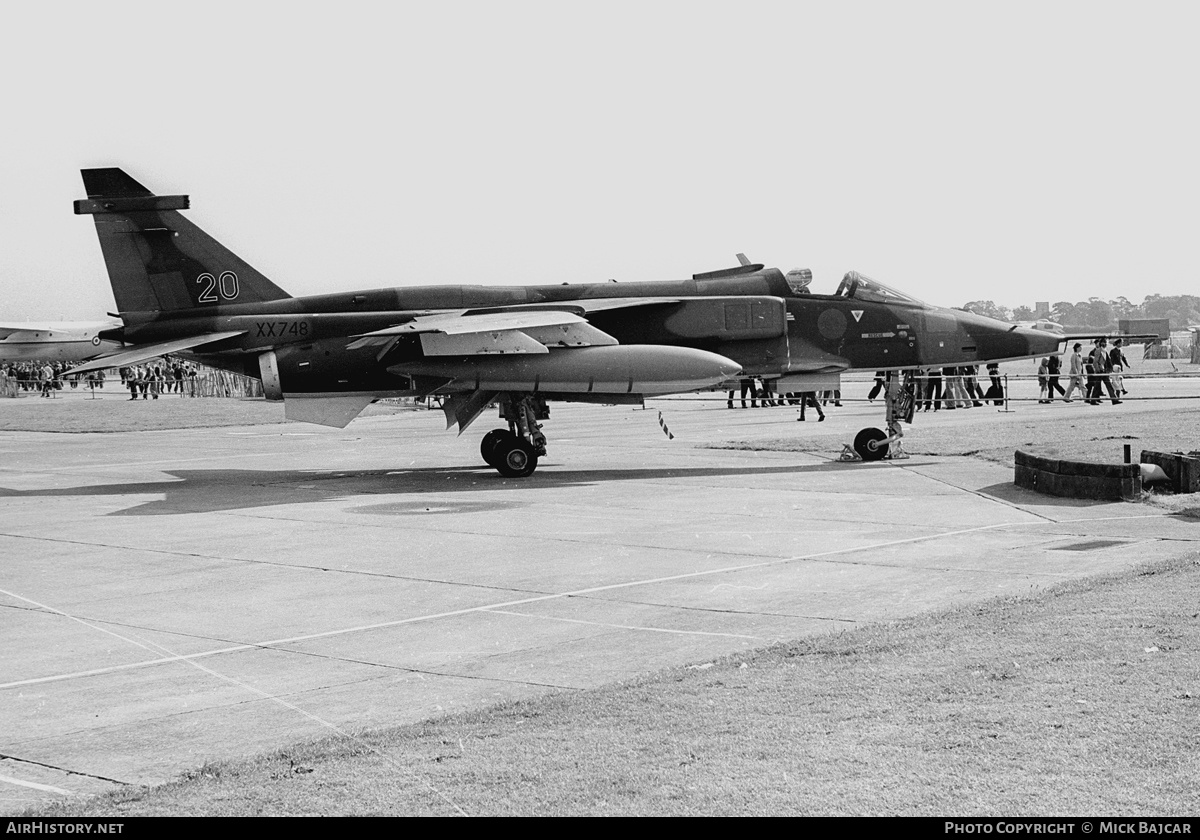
[75,168,291,314]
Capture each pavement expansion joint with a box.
[247,651,588,692]
[1,528,573,595]
[483,607,771,641]
[0,529,220,563]
[573,594,859,625]
[231,643,583,692]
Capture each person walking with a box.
[796,391,825,421]
[1062,343,1084,402]
[740,378,757,408]
[1088,339,1121,405]
[1037,359,1050,403]
[922,367,943,411]
[1045,354,1066,401]
[867,371,885,402]
[942,366,964,409]
[1109,338,1130,396]
[962,365,985,407]
[984,362,1004,405]
[759,377,778,407]
[39,363,54,398]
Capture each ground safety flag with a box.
[657,411,674,440]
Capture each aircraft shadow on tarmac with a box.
[0,460,923,517]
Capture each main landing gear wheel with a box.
[481,393,548,477]
[854,427,889,462]
[494,437,539,478]
[480,429,510,468]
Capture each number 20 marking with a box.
[196,271,240,303]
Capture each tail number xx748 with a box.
[256,320,311,338]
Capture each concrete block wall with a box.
[1140,450,1200,494]
[1014,450,1142,501]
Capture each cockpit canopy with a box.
[784,268,813,295]
[833,271,924,305]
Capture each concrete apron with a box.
[0,399,1195,806]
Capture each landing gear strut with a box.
[480,393,549,477]
[845,370,914,462]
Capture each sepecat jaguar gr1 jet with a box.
[69,168,1061,476]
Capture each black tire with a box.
[480,429,510,467]
[854,427,889,462]
[495,438,539,477]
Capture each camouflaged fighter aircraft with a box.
[69,168,1061,476]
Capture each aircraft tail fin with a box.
[75,168,291,315]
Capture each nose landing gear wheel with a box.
[854,427,889,461]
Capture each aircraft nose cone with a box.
[965,312,1066,363]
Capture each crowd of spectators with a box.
[719,348,1137,416]
[1050,338,1129,405]
[2,361,87,396]
[1,357,263,399]
[913,366,990,411]
[117,359,202,399]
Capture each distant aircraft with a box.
[0,321,120,362]
[69,168,1062,474]
[1015,318,1066,335]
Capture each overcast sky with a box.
[2,1,1197,320]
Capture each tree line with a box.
[961,294,1200,330]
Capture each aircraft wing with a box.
[1054,332,1162,344]
[65,331,245,375]
[0,321,119,339]
[348,309,622,356]
[0,324,54,340]
[346,297,684,357]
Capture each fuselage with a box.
[110,267,1062,398]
